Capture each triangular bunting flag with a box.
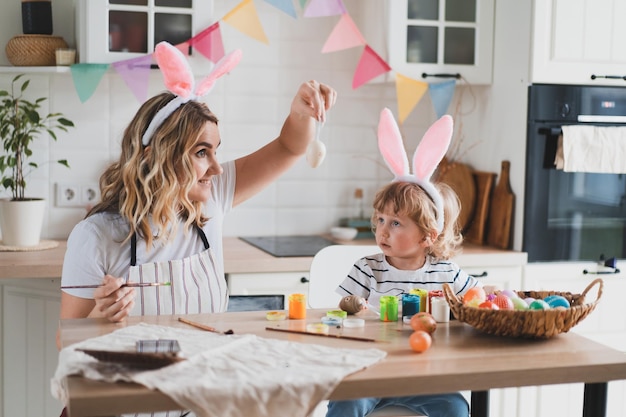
[298,0,308,10]
[322,13,366,53]
[264,0,297,18]
[352,45,392,89]
[429,80,457,118]
[222,0,269,45]
[189,22,225,63]
[112,55,153,103]
[303,0,346,17]
[395,73,428,124]
[175,42,191,56]
[70,64,110,103]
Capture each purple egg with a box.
[500,289,519,299]
[524,297,535,306]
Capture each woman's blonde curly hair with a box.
[371,181,463,260]
[87,92,218,248]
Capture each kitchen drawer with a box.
[524,262,624,348]
[463,265,523,291]
[226,272,310,300]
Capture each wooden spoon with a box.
[306,120,326,168]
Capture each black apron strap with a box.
[195,224,210,250]
[130,225,208,267]
[131,232,137,266]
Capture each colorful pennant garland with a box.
[69,0,458,122]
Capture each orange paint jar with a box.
[288,293,307,319]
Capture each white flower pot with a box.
[0,198,46,247]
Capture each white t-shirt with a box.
[336,252,482,307]
[61,161,236,299]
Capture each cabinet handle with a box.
[583,268,620,275]
[421,72,461,79]
[300,276,309,283]
[590,74,626,81]
[469,271,488,278]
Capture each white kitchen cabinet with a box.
[358,0,495,85]
[531,0,626,85]
[75,0,215,65]
[464,265,523,290]
[521,261,626,417]
[524,261,624,348]
[227,272,310,302]
[1,279,63,417]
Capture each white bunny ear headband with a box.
[141,42,243,146]
[377,108,453,233]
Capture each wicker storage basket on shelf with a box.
[5,34,68,66]
[442,278,603,339]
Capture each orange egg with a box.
[410,312,437,334]
[463,287,487,305]
[409,330,432,353]
[478,300,500,310]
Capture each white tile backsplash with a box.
[0,0,516,243]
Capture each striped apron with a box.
[127,226,228,317]
[124,226,227,417]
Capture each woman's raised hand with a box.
[291,80,337,122]
[91,275,135,322]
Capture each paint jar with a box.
[401,294,420,319]
[431,297,450,323]
[409,288,428,312]
[288,293,306,319]
[379,295,398,322]
[428,290,444,313]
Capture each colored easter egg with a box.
[524,297,536,306]
[544,295,570,309]
[529,299,550,310]
[409,330,432,353]
[500,289,519,299]
[463,287,487,305]
[493,294,515,310]
[511,297,529,311]
[466,298,483,308]
[478,300,500,310]
[410,312,437,334]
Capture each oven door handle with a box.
[577,115,626,123]
[538,127,563,136]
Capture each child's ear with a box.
[421,231,438,247]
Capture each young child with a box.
[327,109,482,417]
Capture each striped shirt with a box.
[336,253,481,308]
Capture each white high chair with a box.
[307,244,423,417]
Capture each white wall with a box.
[0,0,532,252]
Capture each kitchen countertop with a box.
[0,237,527,280]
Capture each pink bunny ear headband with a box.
[141,42,243,146]
[377,108,453,233]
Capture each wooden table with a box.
[58,310,626,417]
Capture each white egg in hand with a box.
[306,120,326,168]
[306,139,326,168]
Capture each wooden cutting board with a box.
[487,161,515,249]
[434,158,476,233]
[465,171,496,245]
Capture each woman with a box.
[59,42,336,328]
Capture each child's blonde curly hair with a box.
[371,181,463,260]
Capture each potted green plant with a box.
[0,74,74,246]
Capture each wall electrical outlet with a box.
[56,183,100,207]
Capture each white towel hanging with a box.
[560,125,626,173]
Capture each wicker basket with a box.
[5,34,68,66]
[443,278,603,339]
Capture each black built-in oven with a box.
[524,84,626,262]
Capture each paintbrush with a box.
[178,317,234,335]
[61,282,172,289]
[265,326,381,343]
